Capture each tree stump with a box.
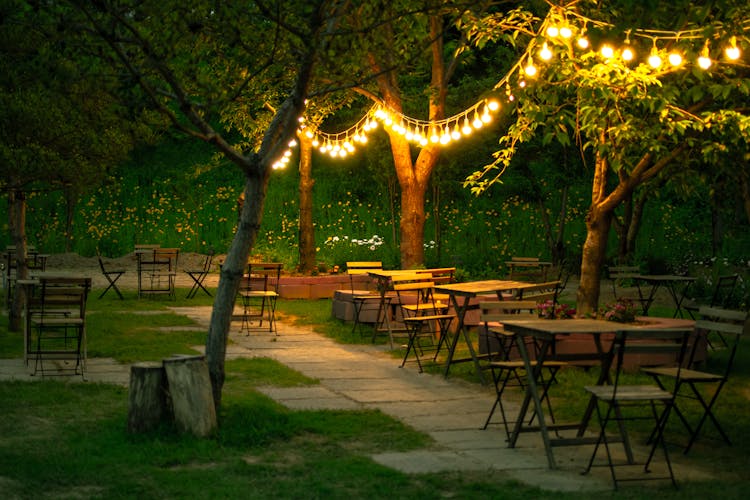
[127,361,168,433]
[163,355,217,437]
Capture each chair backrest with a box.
[511,256,539,263]
[391,273,437,314]
[480,300,538,325]
[96,248,109,274]
[519,280,561,303]
[153,248,180,270]
[610,327,692,388]
[710,274,739,308]
[608,265,641,296]
[243,262,283,293]
[200,250,215,272]
[691,306,749,377]
[415,267,456,285]
[346,261,383,292]
[32,276,91,320]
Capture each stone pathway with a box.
[1,305,713,492]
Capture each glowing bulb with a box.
[577,36,589,49]
[560,26,572,39]
[539,42,552,61]
[668,52,683,66]
[305,130,313,139]
[600,44,614,59]
[698,45,712,69]
[524,62,537,76]
[283,150,292,157]
[487,100,499,111]
[472,112,483,129]
[648,51,662,69]
[312,138,319,147]
[481,108,492,123]
[726,37,740,60]
[359,135,368,144]
[546,26,559,38]
[288,139,297,147]
[451,124,461,140]
[622,47,634,62]
[462,117,473,135]
[430,127,440,143]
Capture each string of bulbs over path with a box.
[272,5,749,169]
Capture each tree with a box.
[466,1,750,314]
[55,0,435,414]
[0,1,140,330]
[351,2,536,268]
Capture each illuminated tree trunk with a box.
[297,133,316,273]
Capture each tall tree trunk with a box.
[297,133,316,273]
[576,204,613,316]
[8,189,28,332]
[206,170,267,410]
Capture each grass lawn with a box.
[0,288,748,498]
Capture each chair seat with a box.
[643,366,724,382]
[489,359,567,369]
[402,313,454,322]
[240,290,279,298]
[585,384,673,401]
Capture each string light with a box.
[270,6,749,168]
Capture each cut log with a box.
[163,355,217,437]
[127,361,168,433]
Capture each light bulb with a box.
[312,138,319,147]
[288,139,297,147]
[560,26,572,39]
[481,108,492,123]
[726,37,740,60]
[622,47,634,62]
[600,44,614,59]
[524,62,537,76]
[698,46,712,69]
[305,130,313,139]
[577,36,589,49]
[539,42,552,61]
[487,100,499,111]
[472,112,483,129]
[546,26,559,37]
[668,52,683,66]
[451,124,461,140]
[462,117,473,135]
[648,51,662,69]
[430,127,440,143]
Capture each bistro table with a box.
[366,270,416,343]
[433,280,543,384]
[635,274,696,317]
[500,317,694,469]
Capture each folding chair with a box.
[607,265,649,314]
[185,250,215,299]
[479,300,566,441]
[392,273,454,371]
[643,306,749,453]
[28,277,92,379]
[583,327,692,489]
[237,262,282,334]
[96,248,125,300]
[345,261,386,338]
[684,274,738,327]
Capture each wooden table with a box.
[500,318,694,469]
[366,270,417,343]
[433,280,542,384]
[635,275,696,317]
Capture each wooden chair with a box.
[479,300,566,440]
[391,273,454,370]
[27,277,92,379]
[238,262,282,334]
[643,306,749,453]
[684,274,739,323]
[507,257,551,282]
[96,248,125,300]
[583,326,692,489]
[185,250,215,299]
[139,247,179,299]
[345,261,386,338]
[607,265,649,313]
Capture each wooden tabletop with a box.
[434,280,540,297]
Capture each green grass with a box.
[1,291,749,498]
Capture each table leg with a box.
[442,294,485,385]
[509,335,556,469]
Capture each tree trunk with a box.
[206,171,267,411]
[576,204,613,316]
[163,355,217,437]
[297,133,316,273]
[8,189,28,332]
[127,361,169,433]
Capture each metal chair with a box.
[185,250,215,299]
[345,261,386,338]
[643,306,749,453]
[583,326,692,489]
[96,248,125,300]
[238,262,282,334]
